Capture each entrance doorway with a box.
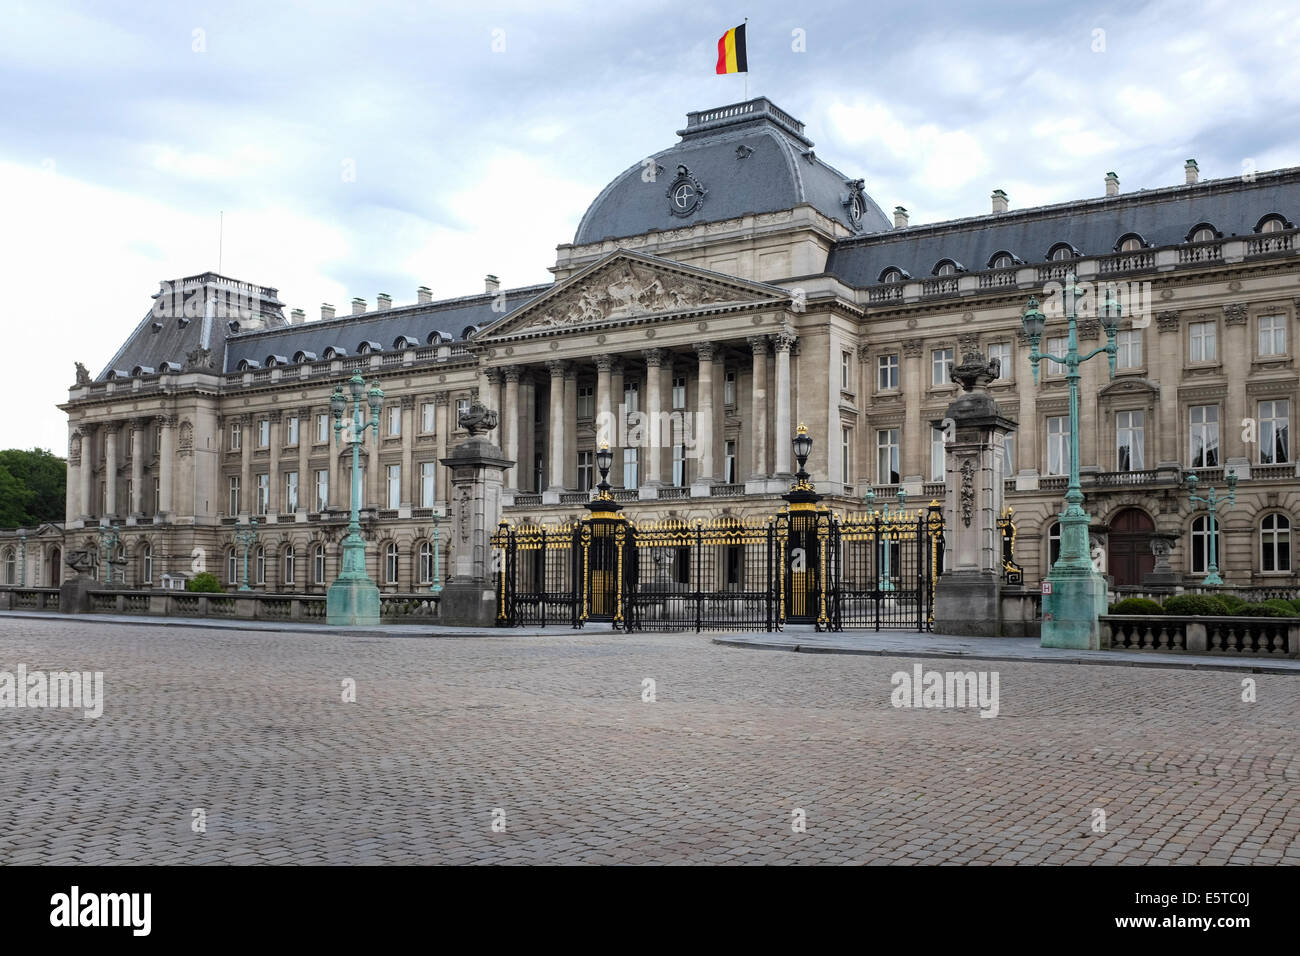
[1108,508,1154,586]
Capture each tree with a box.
[0,449,66,528]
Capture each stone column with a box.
[157,416,175,518]
[297,406,311,516]
[129,420,146,517]
[104,423,120,518]
[518,375,536,492]
[933,351,1018,637]
[1155,311,1181,466]
[502,367,521,490]
[642,349,666,493]
[545,361,567,496]
[66,425,81,524]
[400,396,415,510]
[327,416,342,511]
[773,328,796,476]
[746,336,768,482]
[609,360,625,487]
[902,338,925,483]
[711,350,726,480]
[239,414,252,515]
[365,429,380,511]
[563,365,578,489]
[1222,303,1250,466]
[80,424,96,520]
[691,343,716,494]
[1014,337,1038,486]
[594,356,613,450]
[435,393,450,507]
[267,411,282,518]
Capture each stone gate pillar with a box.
[439,401,514,626]
[933,352,1018,636]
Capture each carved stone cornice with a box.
[268,410,283,423]
[434,392,450,406]
[1156,310,1180,333]
[902,337,924,357]
[957,332,979,354]
[1076,318,1100,342]
[1222,302,1248,326]
[400,395,415,409]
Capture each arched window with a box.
[1189,225,1217,243]
[283,546,296,586]
[1117,235,1144,252]
[1048,243,1077,262]
[385,542,400,585]
[935,261,957,277]
[226,547,238,586]
[313,545,327,585]
[989,252,1017,270]
[418,542,434,585]
[1048,523,1061,570]
[1190,516,1222,575]
[141,543,152,584]
[255,546,266,586]
[2,548,14,585]
[1256,215,1289,234]
[1261,514,1291,572]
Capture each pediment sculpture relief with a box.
[521,262,743,331]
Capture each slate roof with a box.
[573,98,891,245]
[824,167,1300,287]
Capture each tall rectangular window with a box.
[228,475,240,515]
[152,477,160,513]
[1003,435,1015,476]
[285,471,299,512]
[1189,404,1220,467]
[671,377,686,410]
[840,425,852,483]
[230,422,242,451]
[987,343,1011,381]
[386,464,401,509]
[420,462,437,507]
[578,451,594,491]
[1260,400,1290,464]
[316,413,329,444]
[931,348,953,386]
[421,402,436,433]
[286,416,299,446]
[672,444,686,486]
[578,384,595,419]
[1046,416,1069,476]
[840,351,852,390]
[724,439,737,484]
[256,474,269,515]
[258,419,270,447]
[1189,321,1217,362]
[930,426,947,482]
[314,470,329,512]
[876,428,900,484]
[1045,336,1068,376]
[623,381,639,415]
[1259,315,1287,356]
[878,353,899,390]
[387,405,401,437]
[153,425,162,454]
[723,371,736,406]
[1115,330,1142,369]
[1116,410,1145,471]
[623,447,639,488]
[456,398,469,424]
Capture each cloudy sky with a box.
[3,0,1299,453]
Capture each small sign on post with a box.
[1041,580,1053,595]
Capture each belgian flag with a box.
[715,24,748,74]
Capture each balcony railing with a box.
[1245,230,1296,256]
[709,483,746,497]
[1097,250,1155,274]
[976,267,1019,289]
[1178,241,1222,264]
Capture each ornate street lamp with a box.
[863,486,908,591]
[1022,274,1122,648]
[327,371,384,625]
[429,511,443,595]
[792,425,813,488]
[1183,469,1237,586]
[233,515,260,592]
[96,524,121,586]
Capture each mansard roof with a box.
[825,166,1300,288]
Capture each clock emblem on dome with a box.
[666,164,706,217]
[843,178,867,230]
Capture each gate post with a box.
[582,442,628,629]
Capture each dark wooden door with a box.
[1108,509,1155,586]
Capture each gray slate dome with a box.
[574,98,890,245]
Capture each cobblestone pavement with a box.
[1,618,1297,865]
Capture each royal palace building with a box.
[28,97,1300,595]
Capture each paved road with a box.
[1,618,1296,865]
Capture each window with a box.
[672,444,686,487]
[1046,416,1069,476]
[935,261,957,276]
[623,381,640,415]
[1118,236,1143,252]
[623,447,639,488]
[841,425,852,483]
[1260,217,1286,234]
[1191,227,1216,243]
[1115,330,1142,369]
[1189,405,1220,467]
[671,377,686,410]
[418,542,434,584]
[255,546,266,586]
[421,402,436,433]
[931,348,953,386]
[1259,400,1290,464]
[285,472,299,512]
[384,542,399,585]
[313,545,326,585]
[387,405,401,437]
[723,371,736,407]
[152,477,160,513]
[256,474,269,515]
[1259,315,1287,356]
[724,440,737,484]
[283,546,295,585]
[578,451,594,492]
[2,549,12,585]
[578,384,595,419]
[1045,336,1068,376]
[991,253,1014,270]
[1003,435,1015,476]
[1048,523,1061,570]
[878,354,899,390]
[1116,410,1144,471]
[226,548,237,586]
[840,351,852,390]
[316,413,329,444]
[386,464,401,509]
[876,429,900,484]
[881,268,904,283]
[420,462,437,507]
[1189,320,1217,362]
[153,425,162,455]
[230,422,242,451]
[455,398,469,424]
[286,416,299,446]
[1190,515,1221,574]
[228,476,240,515]
[987,343,1011,381]
[258,419,270,447]
[1261,514,1291,572]
[1050,245,1075,261]
[930,426,946,482]
[314,470,329,512]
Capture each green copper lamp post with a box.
[1022,274,1122,649]
[327,371,384,625]
[430,511,443,595]
[1183,469,1237,586]
[18,533,25,587]
[96,524,121,585]
[233,515,259,591]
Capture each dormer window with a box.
[878,267,908,284]
[1116,234,1145,252]
[1048,243,1078,262]
[988,252,1020,270]
[462,325,481,340]
[427,330,450,345]
[936,262,957,277]
[1256,215,1290,233]
[1188,224,1218,243]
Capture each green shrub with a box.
[186,572,223,593]
[1232,602,1290,617]
[1108,597,1164,616]
[1287,598,1300,614]
[1262,598,1297,616]
[1215,593,1247,612]
[1162,594,1230,616]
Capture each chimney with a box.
[290,308,306,325]
[893,206,909,229]
[991,189,1009,214]
[1105,171,1120,197]
[377,292,392,311]
[485,274,500,295]
[351,297,367,315]
[1185,159,1199,184]
[417,286,432,305]
[320,302,335,321]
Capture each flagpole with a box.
[744,17,749,99]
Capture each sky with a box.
[2,0,1299,454]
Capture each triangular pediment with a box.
[480,250,789,339]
